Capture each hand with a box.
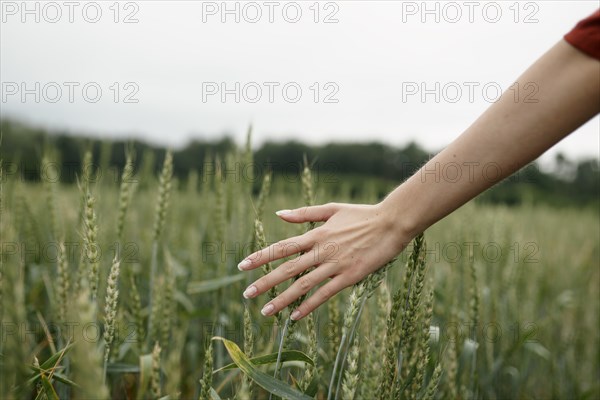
[238,201,415,321]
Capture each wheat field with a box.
[0,144,598,399]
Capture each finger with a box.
[258,264,336,317]
[275,203,340,223]
[288,277,350,321]
[242,250,320,299]
[238,233,313,271]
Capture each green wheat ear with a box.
[199,340,214,399]
[116,152,135,242]
[300,312,319,392]
[148,150,173,348]
[153,150,173,242]
[103,255,121,380]
[55,242,70,324]
[129,275,145,353]
[151,341,162,399]
[341,335,360,399]
[82,190,100,301]
[256,171,272,221]
[360,281,390,399]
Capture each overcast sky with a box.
[1,0,599,164]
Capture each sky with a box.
[1,0,599,164]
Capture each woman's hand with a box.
[238,201,416,321]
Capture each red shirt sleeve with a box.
[564,10,600,60]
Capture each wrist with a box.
[377,185,424,242]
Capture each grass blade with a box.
[212,337,313,400]
[213,350,314,374]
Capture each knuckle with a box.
[298,275,313,293]
[283,262,297,278]
[282,238,302,255]
[319,227,331,237]
[312,228,327,242]
[299,206,310,216]
[275,240,286,254]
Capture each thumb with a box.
[275,203,340,223]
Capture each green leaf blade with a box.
[212,337,313,400]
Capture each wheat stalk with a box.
[399,237,427,380]
[149,278,164,345]
[327,294,341,363]
[161,253,176,349]
[359,281,390,398]
[81,149,93,190]
[328,281,366,400]
[442,330,458,400]
[244,125,254,198]
[55,242,70,323]
[379,235,424,399]
[164,327,186,399]
[148,150,173,346]
[256,171,272,222]
[103,255,121,381]
[300,312,319,392]
[422,363,443,400]
[152,150,173,243]
[341,335,360,399]
[129,274,145,353]
[82,190,100,300]
[116,152,135,242]
[199,341,214,399]
[151,341,162,399]
[405,287,434,399]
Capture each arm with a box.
[386,40,600,235]
[238,39,600,320]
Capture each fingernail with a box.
[261,303,274,316]
[290,310,302,321]
[243,285,257,299]
[275,209,292,216]
[238,259,252,270]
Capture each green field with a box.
[1,147,598,399]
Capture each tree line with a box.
[1,118,598,207]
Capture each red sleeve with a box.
[564,10,600,60]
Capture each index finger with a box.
[238,233,314,271]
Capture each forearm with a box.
[384,39,600,236]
